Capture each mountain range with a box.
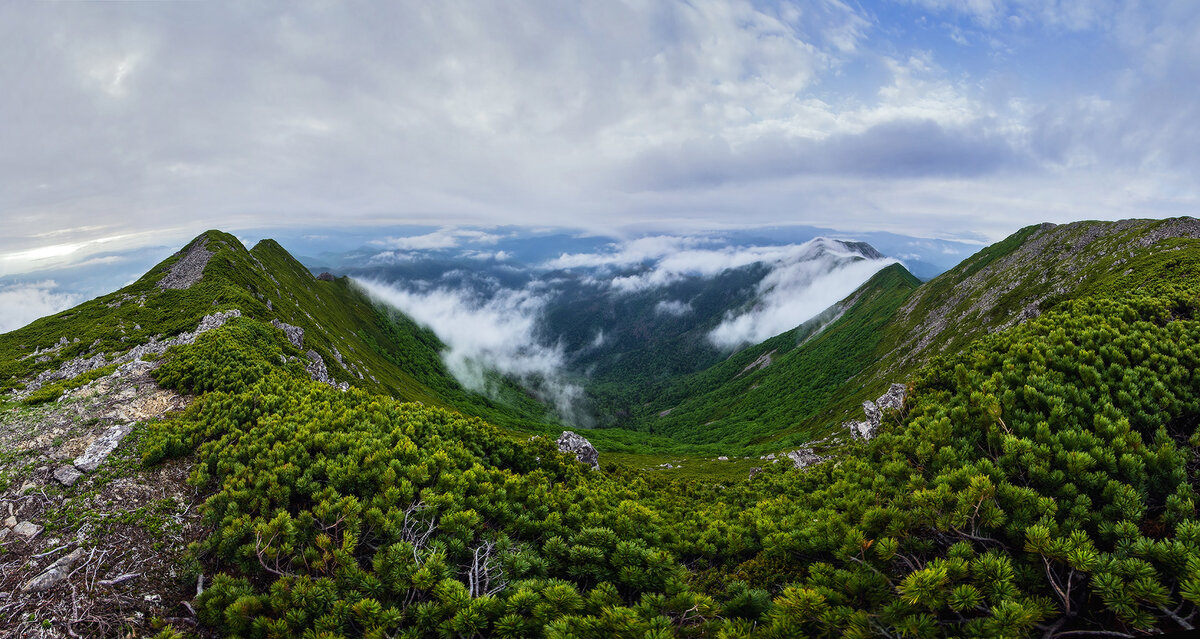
[3,217,1200,637]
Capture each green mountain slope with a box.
[616,218,1200,453]
[616,263,922,451]
[0,230,555,430]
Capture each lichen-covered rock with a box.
[876,383,907,413]
[271,319,305,349]
[13,521,42,540]
[556,431,599,470]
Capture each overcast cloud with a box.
[2,1,1199,276]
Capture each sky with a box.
[2,1,1199,284]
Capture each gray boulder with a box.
[54,465,82,487]
[74,424,134,472]
[556,431,599,470]
[786,448,827,469]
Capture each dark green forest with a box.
[5,220,1200,637]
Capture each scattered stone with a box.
[0,528,8,541]
[23,547,85,592]
[54,465,83,487]
[557,431,599,470]
[19,310,242,396]
[717,456,729,461]
[3,515,16,528]
[158,237,213,290]
[74,424,134,472]
[271,320,305,349]
[748,467,762,479]
[13,521,43,540]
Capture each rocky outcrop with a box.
[158,237,213,290]
[18,310,242,396]
[317,272,336,282]
[304,350,349,391]
[74,424,135,472]
[271,319,305,349]
[556,431,599,470]
[846,383,907,441]
[786,448,827,469]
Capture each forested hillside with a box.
[5,220,1200,637]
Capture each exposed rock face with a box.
[23,547,85,592]
[74,424,135,472]
[304,350,349,391]
[847,383,907,441]
[876,383,906,413]
[272,319,305,349]
[158,237,213,290]
[317,272,336,282]
[556,431,599,470]
[786,448,827,469]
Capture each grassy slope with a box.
[605,217,1200,455]
[613,263,922,452]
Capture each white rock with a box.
[74,424,133,472]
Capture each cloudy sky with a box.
[2,0,1198,280]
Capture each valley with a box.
[2,218,1200,637]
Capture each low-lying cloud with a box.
[709,240,896,349]
[0,281,80,334]
[354,278,587,423]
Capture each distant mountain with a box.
[626,217,1200,452]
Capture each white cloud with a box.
[654,300,693,316]
[708,240,896,348]
[0,281,80,334]
[353,277,586,422]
